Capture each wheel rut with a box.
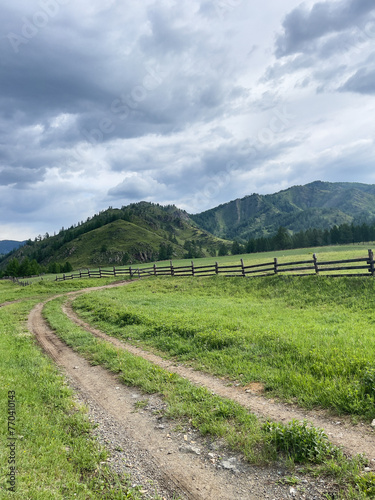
[63,295,375,464]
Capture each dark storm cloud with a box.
[261,0,375,99]
[0,166,46,187]
[0,0,245,161]
[139,7,192,55]
[1,0,375,240]
[275,0,375,58]
[340,67,375,94]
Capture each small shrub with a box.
[263,419,336,463]
[117,311,142,326]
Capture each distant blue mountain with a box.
[0,240,26,255]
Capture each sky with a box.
[1,0,375,241]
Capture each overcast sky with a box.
[1,0,375,240]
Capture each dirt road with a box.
[26,282,375,499]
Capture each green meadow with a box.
[2,245,375,498]
[72,275,375,420]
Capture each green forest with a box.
[231,221,375,255]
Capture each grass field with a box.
[2,245,375,498]
[72,275,375,421]
[12,241,375,284]
[44,291,373,498]
[154,242,375,268]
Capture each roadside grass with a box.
[0,277,119,301]
[0,282,150,499]
[44,295,374,499]
[71,276,375,421]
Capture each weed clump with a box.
[355,471,375,497]
[263,419,336,463]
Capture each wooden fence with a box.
[3,275,40,286]
[53,249,375,282]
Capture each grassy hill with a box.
[190,181,375,240]
[0,202,228,271]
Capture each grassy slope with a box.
[54,219,169,267]
[0,211,229,271]
[57,219,227,268]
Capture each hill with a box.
[3,181,375,273]
[0,240,25,255]
[190,181,375,240]
[0,202,228,271]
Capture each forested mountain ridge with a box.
[0,240,25,255]
[190,181,375,240]
[3,181,375,276]
[0,202,228,273]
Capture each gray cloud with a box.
[0,0,375,240]
[275,0,375,58]
[340,67,375,94]
[108,174,168,201]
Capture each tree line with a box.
[231,221,375,255]
[0,258,73,279]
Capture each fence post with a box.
[368,249,375,276]
[129,266,132,278]
[113,266,116,277]
[313,253,319,275]
[191,261,195,276]
[63,273,66,281]
[153,264,157,276]
[99,267,102,278]
[215,262,219,275]
[170,260,174,276]
[138,268,140,278]
[274,258,278,275]
[240,258,245,277]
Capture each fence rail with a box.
[52,249,375,282]
[3,250,375,286]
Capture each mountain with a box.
[3,181,375,272]
[0,240,26,255]
[190,181,375,241]
[0,202,228,270]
